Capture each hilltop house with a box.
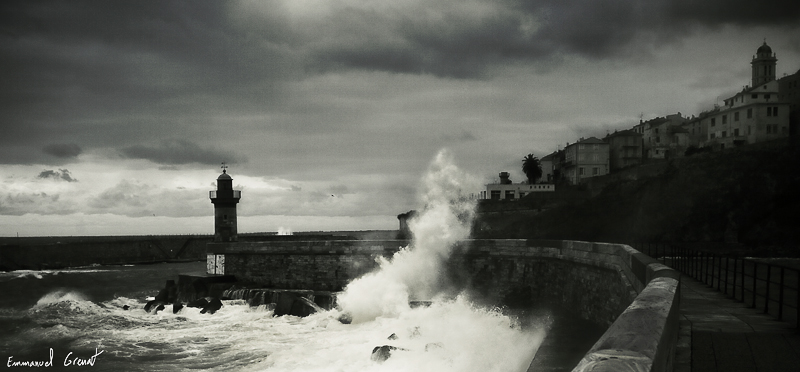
[689,42,791,150]
[540,151,557,183]
[777,67,800,134]
[563,137,609,184]
[632,113,688,159]
[604,129,643,171]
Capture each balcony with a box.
[209,190,241,199]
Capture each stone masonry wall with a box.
[209,239,642,326]
[208,240,407,291]
[209,238,681,372]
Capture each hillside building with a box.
[540,151,557,183]
[605,130,643,171]
[563,137,609,184]
[778,67,800,134]
[481,172,555,200]
[708,79,790,149]
[633,113,688,159]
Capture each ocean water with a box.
[0,262,555,372]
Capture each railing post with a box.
[733,257,739,301]
[724,256,729,295]
[740,258,744,303]
[765,264,772,315]
[778,267,785,321]
[752,262,758,308]
[796,272,799,331]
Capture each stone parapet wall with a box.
[208,239,680,372]
[207,240,408,291]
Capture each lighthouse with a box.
[210,164,241,242]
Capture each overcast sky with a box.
[1,0,799,236]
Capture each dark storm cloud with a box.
[120,139,245,166]
[0,0,292,163]
[302,0,800,77]
[37,169,77,182]
[42,143,82,158]
[1,0,799,168]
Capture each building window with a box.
[767,106,778,116]
[747,108,753,118]
[579,167,585,176]
[711,118,716,126]
[722,115,727,124]
[710,133,716,139]
[505,190,515,199]
[734,128,739,136]
[579,144,585,150]
[734,112,739,121]
[722,131,727,138]
[223,214,228,221]
[592,167,599,175]
[765,94,771,100]
[752,94,758,99]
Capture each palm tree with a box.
[522,153,542,184]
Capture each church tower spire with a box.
[751,40,777,87]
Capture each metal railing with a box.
[632,242,799,329]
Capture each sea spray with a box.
[337,149,480,323]
[331,149,545,371]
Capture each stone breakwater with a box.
[206,239,680,371]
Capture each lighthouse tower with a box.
[210,164,241,242]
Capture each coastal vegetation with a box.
[474,138,800,256]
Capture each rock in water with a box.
[371,345,404,363]
[186,298,209,308]
[154,280,178,303]
[144,300,165,313]
[387,333,398,340]
[200,297,223,314]
[172,301,184,314]
[337,312,352,324]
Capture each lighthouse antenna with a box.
[221,162,228,173]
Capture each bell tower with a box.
[751,40,777,87]
[210,163,241,242]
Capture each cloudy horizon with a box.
[2,0,799,236]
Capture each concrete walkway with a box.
[675,276,800,372]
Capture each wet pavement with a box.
[676,276,800,372]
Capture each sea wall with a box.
[0,236,210,270]
[207,239,680,372]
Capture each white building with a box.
[481,172,555,200]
